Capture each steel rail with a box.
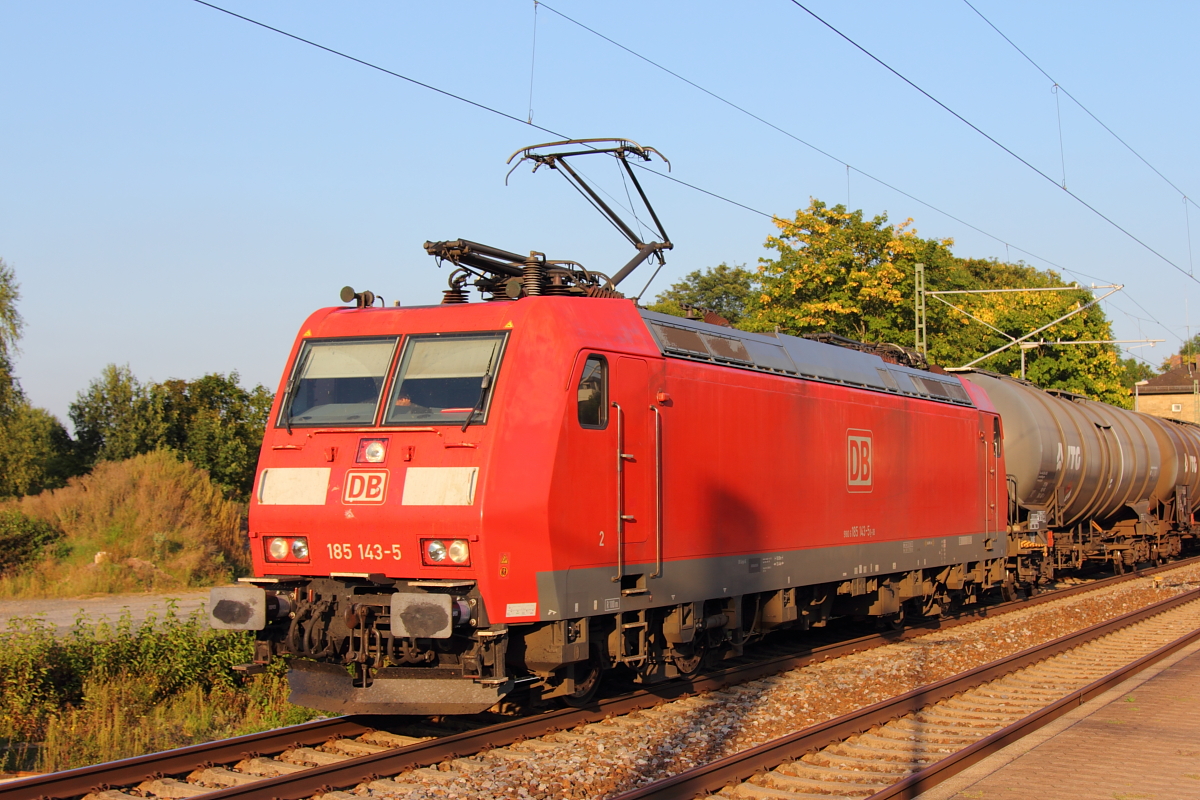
[865,625,1200,798]
[0,717,378,800]
[4,555,1196,800]
[606,586,1200,800]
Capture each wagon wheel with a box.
[563,647,605,707]
[1001,578,1018,603]
[671,642,707,677]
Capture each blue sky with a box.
[3,1,1198,425]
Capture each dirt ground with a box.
[0,588,220,635]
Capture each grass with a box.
[0,451,251,598]
[0,606,320,772]
[0,454,313,770]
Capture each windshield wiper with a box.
[282,347,314,434]
[461,350,498,433]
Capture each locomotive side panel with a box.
[536,343,1001,622]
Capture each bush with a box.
[0,511,64,577]
[0,451,251,597]
[0,607,318,771]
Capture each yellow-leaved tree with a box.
[654,199,1130,407]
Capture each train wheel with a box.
[1001,578,1018,603]
[671,643,706,677]
[563,650,604,707]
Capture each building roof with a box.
[1140,362,1200,394]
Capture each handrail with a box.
[611,401,630,582]
[651,405,663,578]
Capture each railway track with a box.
[3,558,1197,800]
[616,584,1200,799]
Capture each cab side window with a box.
[577,355,607,428]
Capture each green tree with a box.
[746,201,948,344]
[744,199,1129,406]
[156,373,273,498]
[648,263,758,325]
[0,406,79,497]
[0,260,80,497]
[0,258,24,414]
[70,367,272,500]
[69,364,165,465]
[0,260,20,341]
[1117,356,1156,389]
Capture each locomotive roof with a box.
[638,310,974,408]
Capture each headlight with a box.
[421,538,470,566]
[448,539,470,564]
[426,540,447,562]
[268,537,289,560]
[265,536,309,562]
[357,438,388,463]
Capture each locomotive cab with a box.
[209,296,667,714]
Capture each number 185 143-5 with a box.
[327,543,401,560]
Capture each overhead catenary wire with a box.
[190,0,1183,354]
[534,2,1180,348]
[526,0,538,124]
[191,0,568,140]
[960,0,1200,215]
[784,0,1200,287]
[535,5,1156,288]
[1053,83,1067,189]
[191,0,780,223]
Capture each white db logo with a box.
[847,430,873,492]
[344,470,389,504]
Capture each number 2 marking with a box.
[599,530,605,547]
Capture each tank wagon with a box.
[965,373,1198,578]
[209,140,1197,714]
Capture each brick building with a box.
[1136,355,1200,423]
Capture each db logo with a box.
[343,470,389,504]
[847,430,873,492]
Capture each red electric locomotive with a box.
[209,140,1195,714]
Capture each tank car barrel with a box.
[964,372,1200,526]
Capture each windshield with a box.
[385,333,505,426]
[280,337,398,427]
